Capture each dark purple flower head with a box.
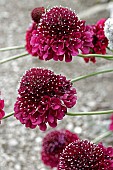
[0,99,5,124]
[41,130,79,168]
[26,6,93,62]
[14,68,77,131]
[58,140,113,170]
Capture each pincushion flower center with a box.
[40,7,79,38]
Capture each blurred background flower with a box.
[41,130,79,168]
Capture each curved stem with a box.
[0,52,29,64]
[3,112,14,119]
[92,131,112,143]
[71,68,113,83]
[0,45,25,52]
[66,110,113,116]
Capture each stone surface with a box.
[0,0,113,170]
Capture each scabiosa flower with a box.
[14,68,77,131]
[41,130,79,168]
[104,18,113,50]
[58,140,113,170]
[0,99,5,124]
[109,114,113,131]
[84,19,108,63]
[26,6,93,62]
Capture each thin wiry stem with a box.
[3,112,14,119]
[66,110,113,116]
[71,68,113,83]
[0,45,25,52]
[3,110,113,120]
[0,52,29,64]
[78,53,113,59]
[92,131,112,143]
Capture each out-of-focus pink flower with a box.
[0,99,5,124]
[26,6,93,62]
[58,140,113,170]
[41,130,79,168]
[93,18,108,54]
[14,68,77,131]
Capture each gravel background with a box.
[0,0,113,170]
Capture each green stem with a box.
[78,54,113,59]
[71,68,113,83]
[3,112,14,119]
[66,110,113,116]
[0,52,29,64]
[0,45,25,52]
[92,131,112,143]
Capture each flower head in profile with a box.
[109,114,113,131]
[26,7,45,55]
[41,130,79,168]
[84,18,108,63]
[14,68,77,131]
[26,6,93,62]
[92,18,108,55]
[58,140,113,170]
[25,22,38,56]
[0,98,5,124]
